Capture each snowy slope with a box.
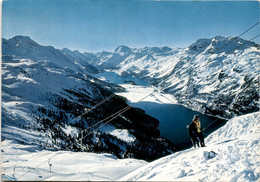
[89,46,132,69]
[61,48,98,73]
[90,36,259,119]
[115,84,177,105]
[120,112,260,181]
[1,137,147,181]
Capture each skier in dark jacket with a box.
[188,115,205,148]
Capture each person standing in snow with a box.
[188,115,205,147]
[195,115,205,147]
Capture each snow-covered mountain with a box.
[89,45,173,70]
[89,36,260,119]
[2,36,98,74]
[120,111,260,181]
[61,48,97,71]
[89,45,132,69]
[2,36,176,161]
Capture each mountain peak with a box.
[209,36,256,54]
[189,36,256,54]
[3,35,39,49]
[10,35,39,45]
[188,38,212,52]
[12,35,33,40]
[62,48,71,52]
[114,45,132,54]
[73,50,82,54]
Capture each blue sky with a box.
[2,0,259,52]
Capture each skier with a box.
[188,115,205,147]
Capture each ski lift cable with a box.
[225,34,260,54]
[76,106,132,143]
[10,93,116,168]
[14,104,130,178]
[73,92,153,140]
[67,93,116,124]
[15,92,154,180]
[151,85,178,104]
[53,92,153,151]
[202,118,222,132]
[154,90,177,104]
[152,88,224,132]
[77,105,132,136]
[61,92,153,150]
[215,21,260,53]
[16,106,133,180]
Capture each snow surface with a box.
[100,125,136,143]
[95,70,150,86]
[120,112,260,181]
[116,84,177,105]
[1,137,147,181]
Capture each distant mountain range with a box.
[87,36,259,119]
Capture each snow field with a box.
[100,125,136,142]
[1,139,147,181]
[116,84,177,105]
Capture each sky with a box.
[2,0,260,52]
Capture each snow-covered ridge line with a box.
[2,36,99,74]
[120,112,260,181]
